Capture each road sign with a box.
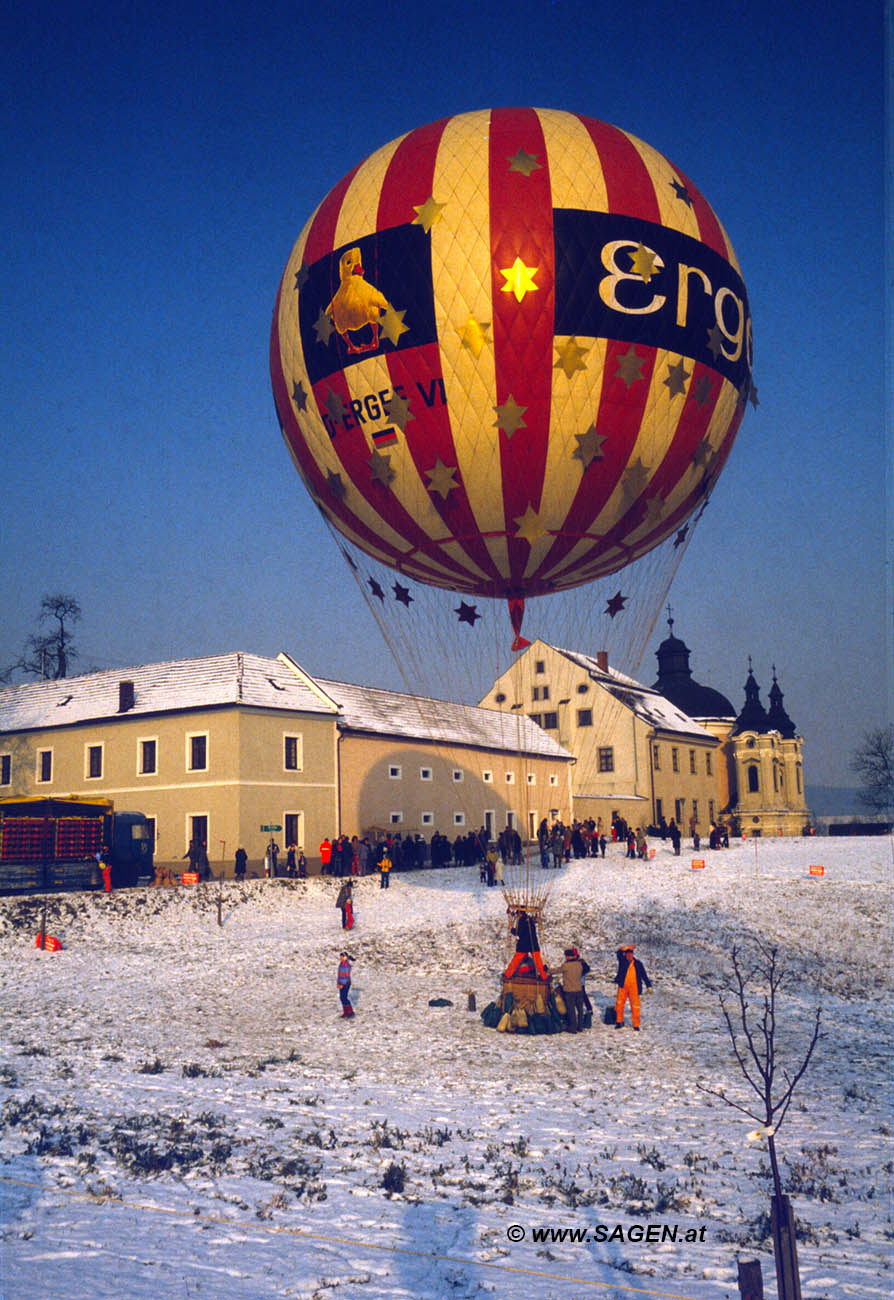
[260,824,282,833]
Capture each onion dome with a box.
[765,666,797,738]
[653,613,735,719]
[731,657,769,735]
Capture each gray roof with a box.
[552,646,717,741]
[0,652,571,761]
[0,652,339,732]
[316,675,572,759]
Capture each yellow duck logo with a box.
[326,247,390,354]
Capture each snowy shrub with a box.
[381,1161,406,1194]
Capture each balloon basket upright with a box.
[480,962,565,1035]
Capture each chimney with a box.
[596,651,609,673]
[118,680,135,713]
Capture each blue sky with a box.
[2,0,887,788]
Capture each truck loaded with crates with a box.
[0,796,154,895]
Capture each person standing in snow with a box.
[336,880,353,928]
[559,947,590,1032]
[337,952,355,1017]
[234,846,247,881]
[504,908,548,979]
[614,944,652,1031]
[379,850,392,889]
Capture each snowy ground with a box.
[1,836,892,1300]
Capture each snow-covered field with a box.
[1,836,891,1300]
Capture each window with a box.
[388,764,402,779]
[655,797,663,823]
[284,734,302,771]
[709,800,716,822]
[598,747,614,773]
[577,709,593,727]
[549,774,558,787]
[577,682,589,694]
[483,770,493,784]
[542,711,558,729]
[689,749,697,774]
[675,799,685,823]
[187,733,208,772]
[188,815,208,851]
[505,771,515,784]
[139,738,157,775]
[747,765,760,793]
[0,754,10,786]
[671,747,679,773]
[285,812,304,848]
[705,752,713,776]
[421,812,434,826]
[653,744,661,770]
[535,659,545,674]
[453,812,466,826]
[532,685,549,701]
[86,744,103,780]
[527,773,536,785]
[390,811,403,824]
[452,769,463,782]
[528,712,542,727]
[495,692,507,703]
[420,767,433,781]
[692,800,699,825]
[37,750,52,783]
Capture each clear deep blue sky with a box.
[2,0,887,788]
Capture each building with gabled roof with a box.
[0,651,573,875]
[480,640,722,835]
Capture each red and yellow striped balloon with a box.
[271,108,753,601]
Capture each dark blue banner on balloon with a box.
[553,210,752,390]
[298,226,437,386]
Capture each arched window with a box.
[747,765,760,793]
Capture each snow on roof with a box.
[0,652,571,760]
[0,652,339,732]
[551,646,716,741]
[315,676,572,759]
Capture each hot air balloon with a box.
[271,107,753,649]
[271,110,754,1017]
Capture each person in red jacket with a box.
[614,945,652,1030]
[319,838,333,875]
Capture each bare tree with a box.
[850,725,893,816]
[698,940,822,1300]
[4,594,81,681]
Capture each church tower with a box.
[729,660,809,836]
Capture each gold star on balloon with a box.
[573,424,607,468]
[412,195,445,232]
[508,148,541,176]
[387,391,414,432]
[493,395,527,437]
[621,458,649,507]
[692,373,714,408]
[514,504,548,545]
[499,256,538,303]
[664,358,690,398]
[641,495,665,529]
[326,471,347,501]
[379,304,409,346]
[292,380,308,411]
[368,449,395,488]
[294,262,310,291]
[426,458,458,499]
[629,243,659,282]
[314,308,335,346]
[615,345,645,389]
[692,437,713,470]
[457,314,491,358]
[554,337,589,379]
[325,388,346,424]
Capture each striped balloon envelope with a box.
[271,108,753,625]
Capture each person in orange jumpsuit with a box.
[614,945,652,1030]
